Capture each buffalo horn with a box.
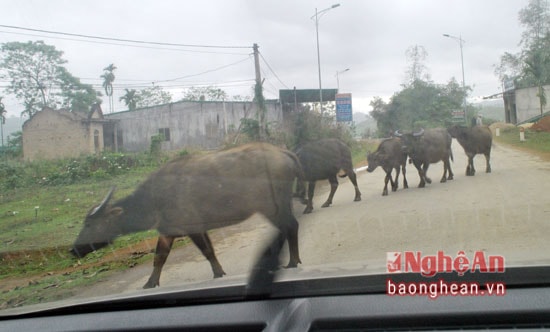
[89,186,116,217]
[413,128,425,137]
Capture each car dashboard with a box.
[1,266,550,331]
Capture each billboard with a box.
[336,93,353,122]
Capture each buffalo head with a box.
[70,187,124,258]
[366,151,382,172]
[394,128,424,153]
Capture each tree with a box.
[370,79,465,136]
[494,51,523,83]
[58,67,100,112]
[495,0,550,91]
[0,40,97,117]
[518,0,550,49]
[404,45,431,86]
[370,44,464,136]
[0,97,6,147]
[101,64,117,113]
[523,40,550,116]
[181,86,228,101]
[0,97,5,125]
[136,86,172,108]
[119,89,139,111]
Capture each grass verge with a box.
[494,127,550,160]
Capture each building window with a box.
[158,128,170,141]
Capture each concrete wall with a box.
[105,100,283,152]
[515,85,550,123]
[22,108,103,161]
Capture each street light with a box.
[443,33,467,124]
[312,3,340,116]
[336,68,350,91]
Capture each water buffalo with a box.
[366,137,409,196]
[294,138,361,214]
[447,125,492,176]
[395,128,454,187]
[70,143,303,289]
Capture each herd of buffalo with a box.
[70,124,493,289]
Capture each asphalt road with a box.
[75,140,550,299]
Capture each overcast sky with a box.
[0,0,529,118]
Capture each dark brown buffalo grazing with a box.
[70,143,303,289]
[295,138,361,214]
[395,128,454,187]
[447,125,492,176]
[366,137,409,195]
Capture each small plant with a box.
[150,134,165,159]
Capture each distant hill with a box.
[352,112,377,138]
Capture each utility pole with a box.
[253,43,266,139]
[253,43,261,86]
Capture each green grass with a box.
[351,139,379,166]
[0,163,172,308]
[494,127,550,155]
[0,167,156,253]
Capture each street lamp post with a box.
[312,4,340,117]
[443,33,467,124]
[336,68,350,91]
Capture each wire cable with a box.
[259,52,289,89]
[0,24,250,49]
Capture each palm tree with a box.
[0,97,6,147]
[119,89,139,111]
[101,64,116,113]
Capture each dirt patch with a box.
[0,238,160,293]
[531,115,550,132]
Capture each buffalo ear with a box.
[108,207,124,218]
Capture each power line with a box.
[259,52,289,89]
[0,30,250,56]
[151,56,253,84]
[0,24,251,49]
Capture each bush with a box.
[0,152,159,190]
[287,110,354,149]
[0,162,25,190]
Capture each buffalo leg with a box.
[303,181,316,214]
[441,158,451,183]
[402,163,409,189]
[321,175,338,208]
[485,152,491,173]
[466,155,476,176]
[347,170,362,201]
[423,163,432,184]
[188,232,226,278]
[246,230,286,298]
[294,179,308,205]
[392,166,400,192]
[246,210,302,298]
[382,170,391,196]
[143,235,175,289]
[447,159,454,180]
[413,160,426,188]
[284,213,302,268]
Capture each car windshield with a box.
[1,0,550,314]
